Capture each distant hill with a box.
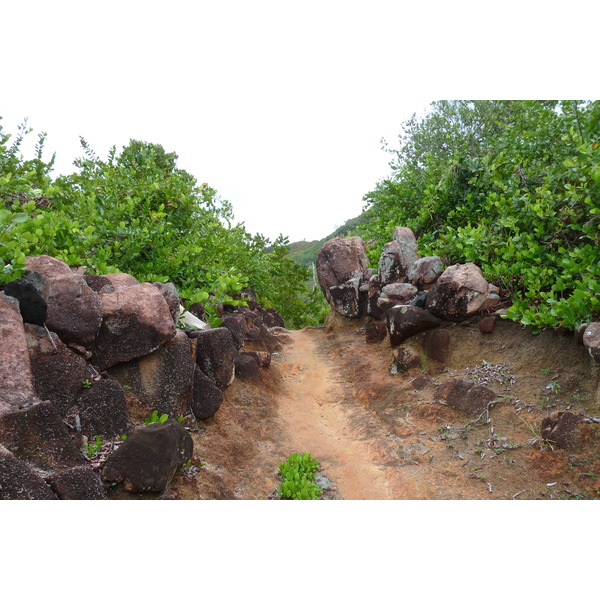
[287,211,373,267]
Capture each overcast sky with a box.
[2,2,597,243]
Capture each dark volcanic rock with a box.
[191,366,223,420]
[378,227,421,286]
[365,321,387,344]
[367,274,384,319]
[422,329,451,363]
[191,327,237,388]
[92,283,177,371]
[316,237,369,306]
[391,346,422,372]
[377,283,419,312]
[541,411,588,451]
[234,354,260,380]
[0,444,57,499]
[83,274,114,293]
[0,401,86,473]
[328,276,365,318]
[3,274,47,325]
[478,316,497,334]
[434,378,496,416]
[221,314,248,350]
[407,256,444,290]
[378,240,407,285]
[25,324,88,417]
[47,465,108,500]
[386,305,441,347]
[153,282,180,323]
[77,378,130,438]
[107,329,194,418]
[102,419,193,493]
[241,350,271,368]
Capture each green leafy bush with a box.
[360,100,600,332]
[0,118,326,328]
[277,452,322,500]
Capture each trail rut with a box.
[275,328,396,499]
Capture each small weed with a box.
[145,410,169,425]
[122,384,132,391]
[540,368,551,376]
[277,452,322,500]
[82,379,92,389]
[87,435,102,458]
[519,416,554,450]
[545,381,561,394]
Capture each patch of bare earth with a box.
[168,313,600,500]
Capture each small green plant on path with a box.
[277,452,322,500]
[87,435,102,458]
[145,410,169,425]
[82,379,92,389]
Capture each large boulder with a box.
[407,256,444,290]
[107,329,194,419]
[221,314,248,350]
[191,366,223,420]
[25,255,102,350]
[77,378,130,438]
[0,292,37,409]
[316,236,369,309]
[0,401,86,474]
[0,444,57,499]
[425,263,500,321]
[386,305,440,347]
[92,283,177,371]
[583,323,600,364]
[377,283,418,312]
[101,419,193,493]
[328,276,365,318]
[25,324,88,418]
[190,327,237,388]
[378,228,422,286]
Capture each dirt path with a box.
[274,328,396,499]
[174,316,600,501]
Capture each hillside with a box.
[288,210,373,266]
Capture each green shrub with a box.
[277,452,322,500]
[0,118,326,328]
[360,100,600,332]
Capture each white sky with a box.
[3,1,597,243]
